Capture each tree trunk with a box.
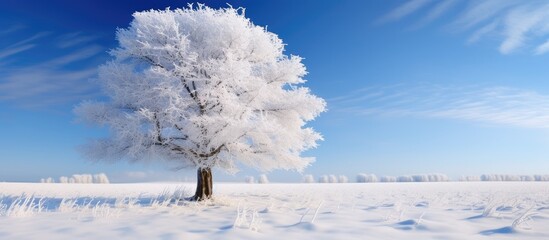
[191,167,213,201]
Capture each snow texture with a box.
[1,182,549,239]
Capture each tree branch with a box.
[190,144,225,158]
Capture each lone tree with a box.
[75,5,326,201]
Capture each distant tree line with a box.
[40,173,110,184]
[297,173,549,183]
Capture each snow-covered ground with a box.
[1,182,548,239]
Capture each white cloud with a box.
[332,84,549,129]
[535,39,549,55]
[499,5,549,54]
[381,0,549,55]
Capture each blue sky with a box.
[2,0,549,182]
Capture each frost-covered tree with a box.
[318,175,329,183]
[302,174,315,183]
[75,5,325,201]
[258,174,269,184]
[93,173,110,184]
[357,173,378,183]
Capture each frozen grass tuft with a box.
[91,202,121,220]
[1,195,45,217]
[58,198,79,213]
[153,186,190,206]
[482,201,500,218]
[512,208,537,230]
[233,203,262,231]
[0,185,192,219]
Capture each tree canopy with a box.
[75,5,326,175]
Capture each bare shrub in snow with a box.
[258,174,269,184]
[74,4,326,201]
[302,174,315,183]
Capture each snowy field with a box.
[1,182,549,239]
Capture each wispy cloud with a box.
[331,84,549,129]
[378,0,432,24]
[466,20,498,44]
[499,4,549,54]
[0,68,98,100]
[451,0,519,30]
[57,32,98,48]
[41,45,104,67]
[0,30,104,108]
[10,32,51,47]
[412,0,458,29]
[535,39,549,55]
[0,32,51,59]
[0,24,25,35]
[380,0,549,55]
[0,44,35,59]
